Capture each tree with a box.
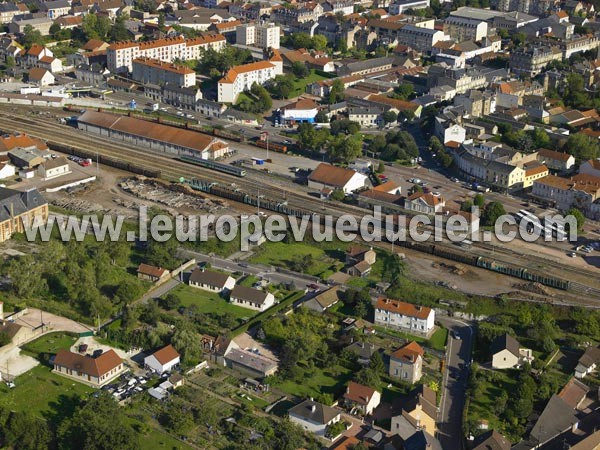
[315,109,329,123]
[369,351,385,374]
[297,122,330,154]
[49,22,61,38]
[473,194,485,209]
[409,184,423,195]
[394,83,414,100]
[382,110,398,125]
[250,82,272,112]
[327,134,363,163]
[312,35,328,51]
[565,133,599,162]
[5,411,52,450]
[482,201,506,227]
[269,74,294,99]
[58,394,139,450]
[567,207,585,232]
[172,328,201,363]
[376,161,385,173]
[328,79,345,104]
[113,280,142,307]
[22,25,43,48]
[330,189,345,201]
[146,236,178,269]
[6,255,47,298]
[273,419,307,450]
[330,119,360,136]
[291,61,309,78]
[160,293,180,310]
[108,17,131,42]
[289,32,313,49]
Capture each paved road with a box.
[177,248,329,291]
[436,316,474,450]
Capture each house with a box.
[490,333,534,369]
[575,345,600,379]
[346,246,377,266]
[404,192,445,215]
[471,430,511,450]
[522,163,549,188]
[536,148,575,172]
[389,341,425,384]
[343,381,381,416]
[0,322,36,346]
[345,341,378,366]
[223,347,278,378]
[288,399,342,438]
[37,156,70,180]
[558,377,589,410]
[0,162,15,180]
[188,268,235,293]
[28,68,54,87]
[229,285,274,311]
[528,395,578,448]
[391,385,438,436]
[280,98,319,124]
[144,344,181,374]
[304,286,341,313]
[580,159,600,179]
[308,163,368,195]
[53,349,125,387]
[0,188,47,242]
[374,297,435,335]
[137,263,170,282]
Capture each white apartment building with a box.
[236,22,280,49]
[444,16,488,42]
[218,60,279,103]
[374,297,435,335]
[107,33,226,73]
[396,25,447,54]
[132,58,196,88]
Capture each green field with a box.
[169,284,253,320]
[290,70,331,97]
[374,326,448,352]
[21,332,78,358]
[273,365,354,400]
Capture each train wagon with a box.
[178,155,246,177]
[253,139,287,153]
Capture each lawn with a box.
[0,365,93,420]
[21,332,78,358]
[169,284,253,320]
[273,365,354,400]
[249,241,345,278]
[290,70,332,97]
[374,325,448,352]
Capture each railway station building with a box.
[77,110,229,160]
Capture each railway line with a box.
[1,109,600,298]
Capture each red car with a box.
[79,159,92,167]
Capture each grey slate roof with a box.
[288,399,340,425]
[230,285,269,305]
[472,430,511,450]
[530,395,578,445]
[0,187,46,222]
[490,333,521,358]
[189,269,231,288]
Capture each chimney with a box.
[310,404,316,413]
[346,386,350,394]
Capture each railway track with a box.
[2,109,600,298]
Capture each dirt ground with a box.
[14,308,90,334]
[0,347,39,379]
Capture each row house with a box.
[509,45,562,77]
[532,173,600,215]
[107,33,226,73]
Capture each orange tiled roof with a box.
[376,297,432,319]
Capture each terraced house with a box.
[374,298,435,336]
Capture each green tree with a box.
[328,79,345,104]
[565,133,599,162]
[369,350,385,374]
[315,109,329,123]
[382,110,398,125]
[49,22,61,38]
[273,419,307,450]
[327,134,363,163]
[473,193,485,208]
[567,207,585,232]
[291,61,309,78]
[482,201,506,227]
[376,161,385,173]
[108,17,131,42]
[394,83,414,100]
[160,293,180,310]
[58,394,139,450]
[289,32,312,49]
[269,74,294,99]
[5,411,52,450]
[312,35,328,51]
[172,328,201,363]
[146,236,178,269]
[6,255,47,298]
[22,25,43,48]
[297,122,330,154]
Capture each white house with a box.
[37,156,70,180]
[491,334,534,369]
[188,268,235,293]
[280,98,319,124]
[343,381,381,416]
[144,344,181,374]
[308,163,368,195]
[537,148,575,172]
[229,285,275,312]
[28,68,54,87]
[435,116,466,144]
[389,341,425,384]
[575,345,600,379]
[0,162,15,179]
[218,59,281,103]
[288,399,342,438]
[374,297,435,335]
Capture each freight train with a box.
[178,155,246,177]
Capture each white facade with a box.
[37,160,70,180]
[132,58,196,88]
[397,25,447,53]
[107,34,226,73]
[0,163,15,179]
[444,16,488,42]
[230,291,275,312]
[374,299,435,335]
[218,61,277,103]
[236,22,280,49]
[144,353,180,374]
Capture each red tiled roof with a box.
[137,263,168,278]
[391,341,424,363]
[151,344,180,365]
[376,297,432,319]
[54,349,122,377]
[343,381,377,405]
[219,61,274,84]
[308,163,359,188]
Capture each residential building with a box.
[509,45,562,77]
[523,163,549,188]
[323,0,354,15]
[288,399,342,438]
[77,111,229,160]
[53,349,125,387]
[218,60,278,103]
[282,48,335,73]
[304,287,341,313]
[189,269,235,293]
[491,333,534,369]
[404,191,445,215]
[144,84,204,111]
[444,16,488,42]
[37,156,70,180]
[343,382,381,416]
[471,430,511,450]
[236,22,280,49]
[580,159,600,178]
[75,64,110,87]
[348,106,385,128]
[40,0,70,19]
[575,345,600,379]
[107,33,226,73]
[453,89,496,118]
[280,98,319,124]
[271,2,324,25]
[0,162,15,180]
[308,163,368,195]
[0,133,47,155]
[374,297,435,335]
[485,161,525,190]
[144,344,181,374]
[229,285,275,311]
[7,147,45,169]
[389,341,425,384]
[223,348,278,378]
[346,246,377,266]
[345,342,379,366]
[391,385,438,436]
[367,94,423,118]
[9,13,53,35]
[528,395,578,448]
[537,148,575,172]
[0,3,24,24]
[28,68,54,86]
[338,57,395,77]
[396,25,447,54]
[435,116,466,144]
[389,0,430,14]
[532,174,600,214]
[132,58,196,88]
[137,263,170,282]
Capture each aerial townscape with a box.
[1,0,600,448]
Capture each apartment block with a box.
[236,22,280,49]
[132,58,196,88]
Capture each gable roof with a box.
[578,345,600,369]
[537,148,573,162]
[344,381,378,405]
[288,399,340,425]
[0,187,46,222]
[137,263,168,278]
[189,268,232,288]
[218,60,274,84]
[530,395,578,445]
[230,285,269,305]
[150,344,180,365]
[391,341,425,364]
[28,67,51,82]
[558,377,589,409]
[0,322,23,340]
[308,163,361,188]
[0,132,47,153]
[471,430,511,450]
[54,349,122,377]
[311,286,341,309]
[406,191,443,207]
[375,297,432,319]
[490,333,520,358]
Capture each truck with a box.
[152,103,159,111]
[472,182,489,193]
